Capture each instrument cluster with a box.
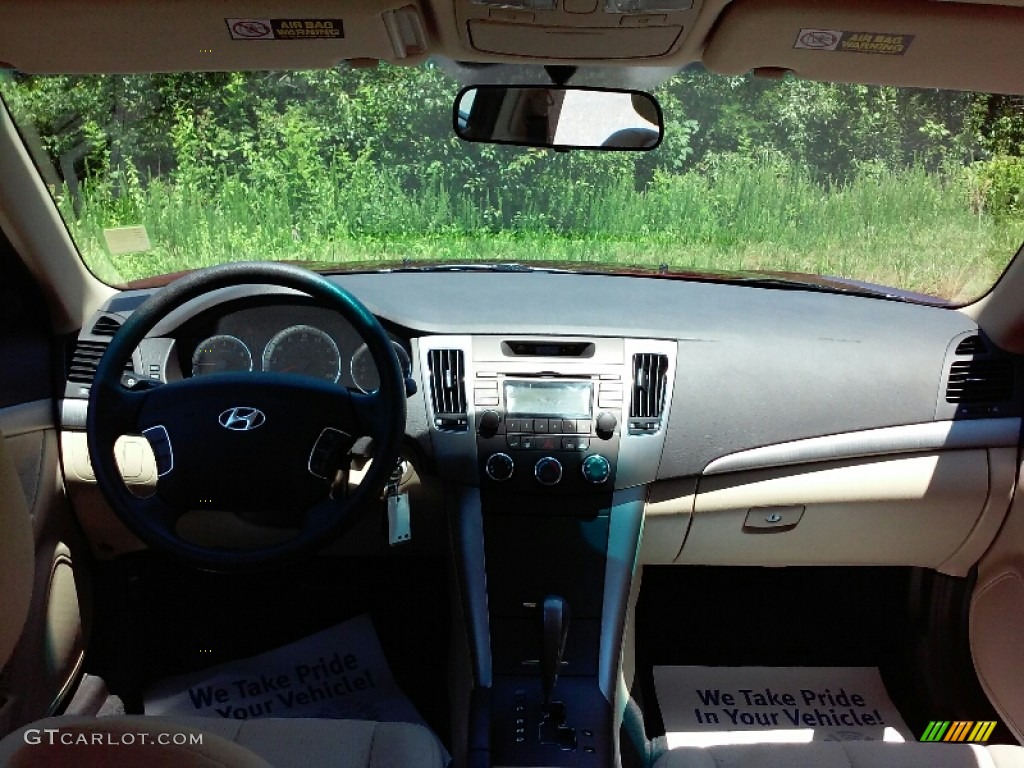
[178,301,411,393]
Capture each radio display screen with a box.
[504,381,593,419]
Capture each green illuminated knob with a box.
[582,454,611,485]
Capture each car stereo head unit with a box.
[503,380,593,420]
[475,374,622,497]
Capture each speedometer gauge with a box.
[191,335,252,376]
[262,325,341,383]
[350,341,412,393]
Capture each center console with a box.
[419,335,676,767]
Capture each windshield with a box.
[1,64,1022,303]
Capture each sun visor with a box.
[703,0,1024,95]
[0,1,428,73]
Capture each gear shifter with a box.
[541,595,570,712]
[538,595,576,750]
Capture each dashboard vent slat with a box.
[428,348,468,430]
[91,315,123,336]
[945,360,1014,404]
[630,353,669,419]
[68,339,134,386]
[68,341,108,384]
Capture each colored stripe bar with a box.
[921,721,950,742]
[945,721,972,742]
[971,721,998,743]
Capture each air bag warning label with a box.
[794,29,913,55]
[227,18,344,41]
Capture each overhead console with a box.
[418,335,676,502]
[455,0,704,59]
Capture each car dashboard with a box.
[50,268,1024,766]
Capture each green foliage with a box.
[1,63,1023,302]
[973,155,1024,216]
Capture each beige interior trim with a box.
[938,447,1017,576]
[972,454,1024,743]
[966,252,1024,354]
[680,451,992,567]
[0,431,34,671]
[0,101,113,334]
[0,1,428,73]
[0,401,54,439]
[703,0,1024,96]
[641,477,696,563]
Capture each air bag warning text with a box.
[794,29,913,56]
[227,19,344,41]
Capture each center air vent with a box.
[629,353,669,432]
[427,349,468,431]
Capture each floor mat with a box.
[654,666,913,748]
[144,615,429,727]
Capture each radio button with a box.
[532,418,549,433]
[575,420,591,435]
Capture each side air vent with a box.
[68,341,108,384]
[428,349,468,431]
[91,315,123,336]
[954,334,987,356]
[629,353,669,432]
[68,340,133,386]
[945,360,1015,404]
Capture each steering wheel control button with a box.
[534,456,563,486]
[486,452,515,482]
[595,411,617,440]
[308,428,353,479]
[581,454,611,484]
[478,410,502,437]
[141,425,174,476]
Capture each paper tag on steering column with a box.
[387,492,411,546]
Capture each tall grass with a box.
[63,158,1024,302]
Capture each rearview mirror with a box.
[453,85,663,151]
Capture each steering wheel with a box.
[86,262,407,572]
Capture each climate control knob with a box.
[582,454,612,485]
[534,456,563,486]
[485,453,515,482]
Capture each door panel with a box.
[0,246,92,733]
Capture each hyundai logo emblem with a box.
[218,407,266,432]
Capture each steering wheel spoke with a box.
[87,262,407,572]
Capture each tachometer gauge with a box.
[350,341,412,393]
[191,335,252,376]
[262,325,341,383]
